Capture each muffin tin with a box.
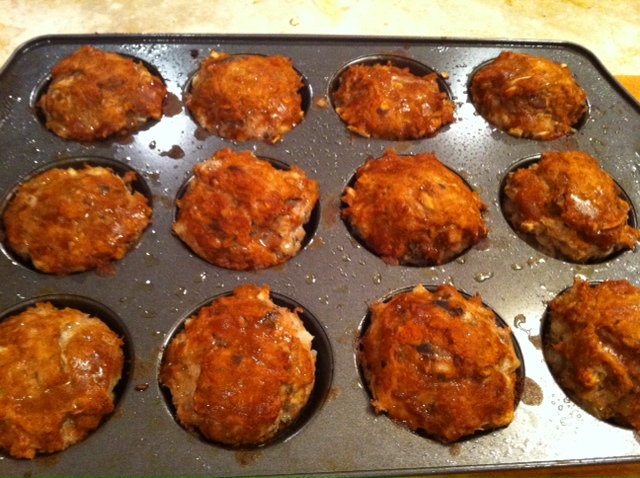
[1,34,640,476]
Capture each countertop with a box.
[0,1,639,477]
[1,0,639,77]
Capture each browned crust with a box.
[173,148,319,270]
[471,51,587,140]
[186,52,304,143]
[2,165,152,275]
[0,302,124,459]
[37,46,167,141]
[502,151,640,262]
[342,148,488,265]
[159,284,316,446]
[359,284,521,443]
[544,278,640,429]
[332,62,455,140]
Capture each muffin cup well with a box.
[158,289,334,450]
[0,156,154,274]
[0,293,134,458]
[356,284,525,443]
[499,153,637,264]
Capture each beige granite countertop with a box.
[0,0,638,75]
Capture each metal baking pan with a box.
[1,34,639,477]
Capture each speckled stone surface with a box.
[1,0,639,75]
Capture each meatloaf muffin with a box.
[2,164,152,275]
[159,284,316,447]
[37,46,167,142]
[332,62,455,140]
[173,149,319,270]
[342,149,488,265]
[502,151,640,263]
[471,51,587,140]
[543,278,640,429]
[186,51,304,143]
[0,302,124,459]
[359,284,521,443]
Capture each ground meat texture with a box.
[544,278,640,429]
[186,51,304,143]
[359,284,521,443]
[471,51,587,140]
[173,149,319,270]
[37,46,167,142]
[2,165,152,275]
[342,149,488,266]
[502,151,640,263]
[159,284,316,447]
[0,302,124,459]
[332,63,455,140]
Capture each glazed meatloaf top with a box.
[359,284,521,443]
[544,278,640,429]
[173,149,319,270]
[0,302,124,459]
[37,46,167,142]
[2,165,152,275]
[471,51,587,140]
[342,149,488,265]
[186,51,304,143]
[159,284,316,447]
[502,151,640,263]
[332,62,455,140]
